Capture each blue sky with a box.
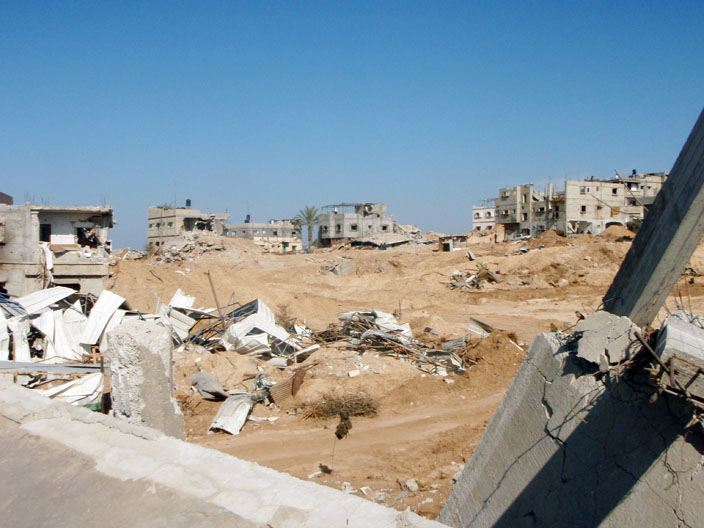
[1,1,702,248]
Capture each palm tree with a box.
[295,205,319,249]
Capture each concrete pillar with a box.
[106,320,185,439]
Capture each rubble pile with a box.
[446,265,503,289]
[312,310,468,375]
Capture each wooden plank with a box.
[603,108,704,327]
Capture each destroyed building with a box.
[492,171,667,238]
[317,203,396,246]
[224,216,302,253]
[0,197,114,297]
[147,201,229,249]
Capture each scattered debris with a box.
[312,310,467,375]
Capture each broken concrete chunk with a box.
[106,319,185,439]
[189,371,228,400]
[573,310,641,367]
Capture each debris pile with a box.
[447,266,503,289]
[312,310,469,375]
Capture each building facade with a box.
[494,172,667,238]
[0,200,114,297]
[224,218,302,253]
[317,203,396,246]
[147,202,229,248]
[472,205,497,231]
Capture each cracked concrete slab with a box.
[440,330,704,528]
[573,311,641,368]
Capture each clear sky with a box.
[2,1,703,249]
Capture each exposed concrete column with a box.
[603,108,704,327]
[106,319,185,439]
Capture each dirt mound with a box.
[601,224,635,240]
[537,229,564,241]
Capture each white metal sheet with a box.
[80,290,125,345]
[17,286,75,315]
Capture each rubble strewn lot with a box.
[6,227,704,520]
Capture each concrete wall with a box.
[0,381,445,528]
[440,331,703,527]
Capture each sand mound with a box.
[601,224,635,240]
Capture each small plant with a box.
[144,241,156,256]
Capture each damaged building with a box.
[317,203,396,246]
[471,203,496,231]
[0,196,114,297]
[491,171,667,238]
[224,216,302,253]
[147,201,229,249]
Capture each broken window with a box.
[168,222,173,227]
[522,213,528,221]
[474,213,480,219]
[39,224,51,242]
[323,226,328,232]
[581,205,587,213]
[612,188,618,195]
[580,186,586,194]
[485,211,492,218]
[351,224,358,231]
[272,230,278,236]
[77,227,100,248]
[335,224,341,232]
[522,194,527,203]
[382,225,388,231]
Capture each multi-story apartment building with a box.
[494,172,667,238]
[317,203,396,246]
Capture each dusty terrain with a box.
[111,229,704,519]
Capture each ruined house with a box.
[224,217,302,253]
[0,197,114,297]
[494,171,667,238]
[317,203,396,246]
[147,201,229,249]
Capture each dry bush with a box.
[302,393,378,420]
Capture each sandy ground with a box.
[110,228,704,519]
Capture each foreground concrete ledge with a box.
[0,383,445,528]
